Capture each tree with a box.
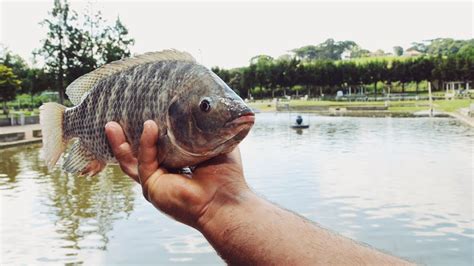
[408,42,428,53]
[303,61,325,96]
[38,1,135,104]
[456,46,474,83]
[297,62,316,96]
[37,0,78,104]
[212,67,246,97]
[273,58,300,96]
[241,65,257,98]
[362,61,387,99]
[321,61,340,93]
[349,45,370,58]
[291,45,319,61]
[0,48,30,94]
[425,38,474,56]
[82,5,106,63]
[227,70,246,97]
[251,55,275,97]
[29,68,55,94]
[339,61,360,92]
[410,57,434,94]
[209,38,471,99]
[393,46,403,56]
[211,67,230,82]
[101,17,135,63]
[0,65,21,114]
[391,59,411,93]
[292,39,356,61]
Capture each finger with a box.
[138,120,164,198]
[105,122,139,180]
[138,120,159,165]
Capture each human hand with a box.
[105,120,250,229]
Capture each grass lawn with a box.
[247,101,277,111]
[248,98,471,113]
[289,100,386,106]
[434,99,471,112]
[388,106,427,112]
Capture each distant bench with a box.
[0,132,25,142]
[33,129,42,138]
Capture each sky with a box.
[0,0,472,69]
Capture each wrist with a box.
[196,185,278,265]
[196,182,257,239]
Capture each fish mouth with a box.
[225,112,255,128]
[225,112,255,131]
[222,112,255,145]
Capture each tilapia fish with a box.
[40,50,255,175]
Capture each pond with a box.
[0,113,472,265]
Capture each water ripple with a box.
[1,115,473,265]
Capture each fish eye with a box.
[199,99,211,113]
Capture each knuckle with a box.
[115,144,131,160]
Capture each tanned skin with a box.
[105,120,412,265]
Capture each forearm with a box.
[198,188,410,265]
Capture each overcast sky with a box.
[0,0,472,68]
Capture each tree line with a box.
[213,43,473,99]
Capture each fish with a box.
[40,50,255,175]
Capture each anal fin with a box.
[63,140,106,176]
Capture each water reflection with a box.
[45,166,135,252]
[0,147,20,189]
[164,233,214,254]
[0,144,135,264]
[1,114,473,265]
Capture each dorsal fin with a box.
[65,49,196,105]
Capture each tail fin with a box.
[39,102,67,169]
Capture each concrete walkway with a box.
[0,123,42,148]
[448,108,474,127]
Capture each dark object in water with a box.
[292,115,308,129]
[296,115,303,125]
[291,124,310,129]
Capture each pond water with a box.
[0,113,472,265]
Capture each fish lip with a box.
[225,112,255,127]
[218,113,254,150]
